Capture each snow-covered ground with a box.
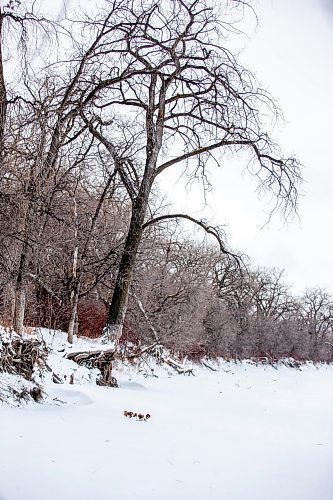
[0,332,332,500]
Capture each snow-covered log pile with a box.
[0,328,46,404]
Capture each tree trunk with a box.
[13,287,26,336]
[103,71,162,345]
[67,245,79,344]
[13,241,29,335]
[67,285,79,344]
[0,12,7,156]
[103,187,151,345]
[68,198,79,344]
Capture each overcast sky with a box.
[20,0,333,296]
[159,0,333,296]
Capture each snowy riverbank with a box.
[1,337,332,500]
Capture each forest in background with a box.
[0,0,332,363]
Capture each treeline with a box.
[0,1,330,363]
[0,166,332,362]
[129,237,333,363]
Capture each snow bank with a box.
[0,342,332,500]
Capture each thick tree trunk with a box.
[104,204,145,344]
[104,179,152,345]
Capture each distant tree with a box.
[300,288,333,360]
[129,228,215,351]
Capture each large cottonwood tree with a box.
[73,0,301,344]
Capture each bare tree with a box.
[73,0,301,345]
[300,288,333,360]
[0,1,65,333]
[129,226,215,350]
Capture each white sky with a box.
[159,0,333,295]
[17,0,332,295]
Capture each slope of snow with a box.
[0,342,332,500]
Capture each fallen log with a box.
[66,349,117,387]
[162,356,194,376]
[202,360,218,371]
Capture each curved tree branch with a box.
[142,213,242,264]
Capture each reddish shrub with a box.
[77,299,108,338]
[179,342,207,362]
